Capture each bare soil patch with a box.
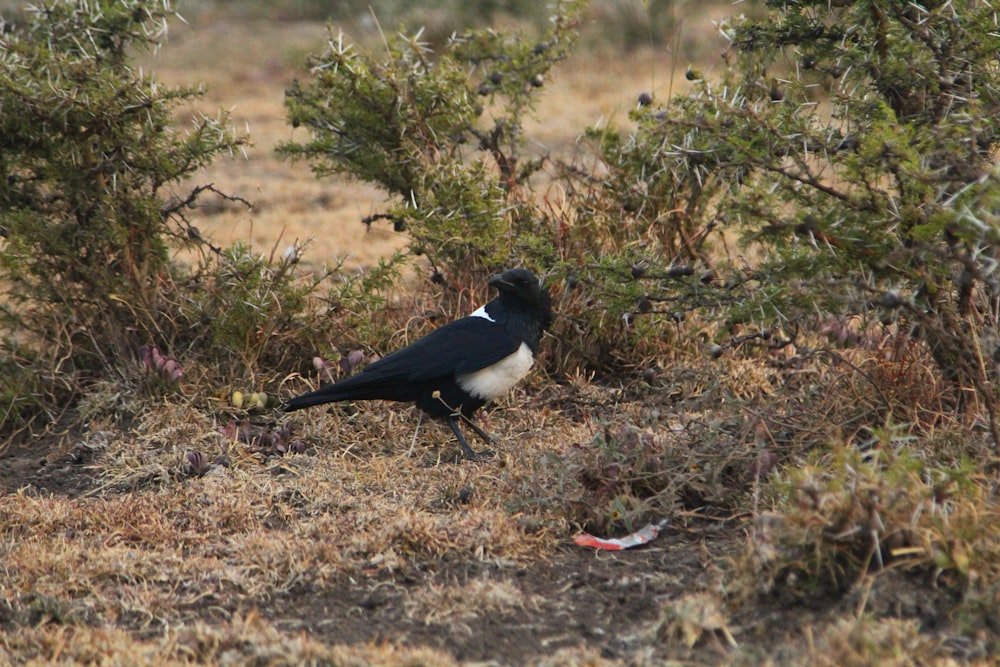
[0,437,96,497]
[262,542,720,663]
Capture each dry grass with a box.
[0,386,620,663]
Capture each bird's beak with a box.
[488,274,510,290]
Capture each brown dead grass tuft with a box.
[655,591,736,652]
[405,577,542,631]
[0,610,463,666]
[805,616,943,667]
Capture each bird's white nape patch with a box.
[457,342,534,401]
[470,304,495,322]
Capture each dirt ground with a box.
[2,404,974,665]
[0,403,744,665]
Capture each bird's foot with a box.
[453,440,495,462]
[464,447,496,462]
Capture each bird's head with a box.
[489,268,553,327]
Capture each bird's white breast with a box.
[457,342,534,401]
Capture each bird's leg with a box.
[462,416,494,446]
[447,417,489,459]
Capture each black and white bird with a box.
[284,268,553,459]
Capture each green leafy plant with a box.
[620,0,1000,438]
[0,1,247,436]
[280,3,583,280]
[183,242,313,373]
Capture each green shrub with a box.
[626,1,1000,436]
[279,4,583,278]
[0,1,247,435]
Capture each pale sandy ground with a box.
[144,9,736,272]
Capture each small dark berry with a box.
[667,264,694,277]
[836,134,859,152]
[880,291,903,309]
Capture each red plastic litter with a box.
[573,518,669,550]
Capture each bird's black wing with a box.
[362,316,522,381]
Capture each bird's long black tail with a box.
[283,371,417,412]
[283,381,367,412]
